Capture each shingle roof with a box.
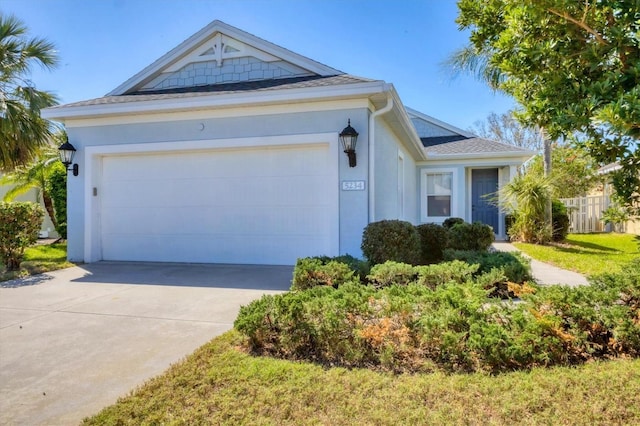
[47,74,374,109]
[421,136,533,156]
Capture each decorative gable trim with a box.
[107,20,342,96]
[164,33,279,72]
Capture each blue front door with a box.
[472,169,499,231]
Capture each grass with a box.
[84,330,640,425]
[514,233,640,276]
[0,242,74,282]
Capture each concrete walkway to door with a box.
[492,242,589,287]
[0,262,291,426]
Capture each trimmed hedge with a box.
[236,260,640,373]
[416,223,449,264]
[361,220,420,265]
[447,222,495,251]
[443,217,465,229]
[361,220,494,266]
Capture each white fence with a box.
[560,195,611,233]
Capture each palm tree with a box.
[444,44,504,91]
[0,141,63,231]
[0,13,59,171]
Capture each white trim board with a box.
[63,98,370,128]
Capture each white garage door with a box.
[100,144,336,265]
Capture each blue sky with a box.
[4,0,515,130]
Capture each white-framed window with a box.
[421,169,455,222]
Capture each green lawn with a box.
[0,242,74,282]
[84,330,640,425]
[514,233,639,276]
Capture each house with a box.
[42,20,533,265]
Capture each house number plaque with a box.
[341,180,366,191]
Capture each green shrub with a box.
[291,258,357,291]
[588,259,640,355]
[447,222,495,251]
[312,254,370,280]
[443,217,465,229]
[361,220,420,265]
[366,261,416,288]
[46,163,67,239]
[236,263,640,373]
[444,250,533,284]
[414,260,478,289]
[0,202,44,271]
[416,223,449,264]
[552,200,570,241]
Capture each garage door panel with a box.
[100,144,335,265]
[102,205,331,238]
[102,175,329,209]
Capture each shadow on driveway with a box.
[70,261,293,291]
[0,274,55,289]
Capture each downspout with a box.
[368,92,393,222]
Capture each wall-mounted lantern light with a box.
[58,138,79,176]
[339,119,359,167]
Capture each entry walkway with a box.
[492,242,589,287]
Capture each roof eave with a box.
[42,80,388,122]
[386,88,428,161]
[424,151,535,161]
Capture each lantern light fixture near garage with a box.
[339,119,359,167]
[58,137,79,176]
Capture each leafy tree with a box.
[469,110,543,152]
[456,0,640,211]
[526,144,600,198]
[0,13,59,171]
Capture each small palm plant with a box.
[499,173,554,243]
[0,136,66,236]
[601,204,631,233]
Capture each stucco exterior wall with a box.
[373,119,418,224]
[65,106,370,262]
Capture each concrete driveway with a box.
[0,262,291,425]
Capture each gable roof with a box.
[46,75,374,110]
[406,107,474,138]
[421,136,534,159]
[108,20,342,96]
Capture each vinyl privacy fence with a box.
[560,195,611,233]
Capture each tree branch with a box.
[547,8,606,45]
